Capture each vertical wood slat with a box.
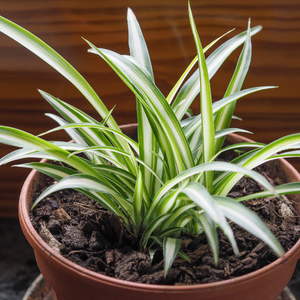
[0,0,300,217]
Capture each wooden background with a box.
[0,0,300,217]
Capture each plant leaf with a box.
[141,214,171,248]
[167,28,234,105]
[144,161,277,224]
[189,3,214,192]
[216,133,300,196]
[15,162,77,180]
[87,44,195,176]
[214,196,284,257]
[173,25,262,120]
[127,8,158,197]
[184,86,275,139]
[236,182,300,202]
[133,171,144,234]
[214,19,253,152]
[181,181,239,255]
[0,126,101,179]
[127,8,154,80]
[0,17,119,130]
[189,210,219,264]
[163,237,182,277]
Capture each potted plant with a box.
[0,3,300,300]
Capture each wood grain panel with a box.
[0,0,300,217]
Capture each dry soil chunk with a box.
[62,225,88,250]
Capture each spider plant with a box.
[1,3,300,277]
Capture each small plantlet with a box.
[1,3,300,277]
[234,149,245,156]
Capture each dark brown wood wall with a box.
[0,0,300,217]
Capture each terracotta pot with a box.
[19,124,300,300]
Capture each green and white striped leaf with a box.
[181,181,238,255]
[133,171,144,234]
[141,214,171,248]
[39,122,139,156]
[127,8,154,80]
[39,91,128,167]
[183,86,275,139]
[189,210,219,264]
[0,126,102,179]
[167,28,234,105]
[45,113,88,148]
[32,174,119,205]
[211,142,265,163]
[215,133,300,196]
[236,182,300,202]
[15,162,78,180]
[32,173,135,224]
[0,148,52,166]
[159,227,186,238]
[214,19,253,153]
[94,165,136,191]
[264,150,300,161]
[160,203,196,232]
[182,181,223,224]
[87,44,195,176]
[172,25,262,120]
[144,161,277,224]
[214,196,284,257]
[127,8,158,198]
[189,3,214,192]
[157,189,182,216]
[192,128,253,158]
[0,17,119,130]
[163,237,182,277]
[68,144,162,186]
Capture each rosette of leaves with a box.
[1,3,300,277]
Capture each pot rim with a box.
[19,130,300,292]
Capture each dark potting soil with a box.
[29,163,300,286]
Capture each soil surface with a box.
[30,163,300,285]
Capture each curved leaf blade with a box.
[163,237,182,277]
[215,196,284,257]
[0,16,118,130]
